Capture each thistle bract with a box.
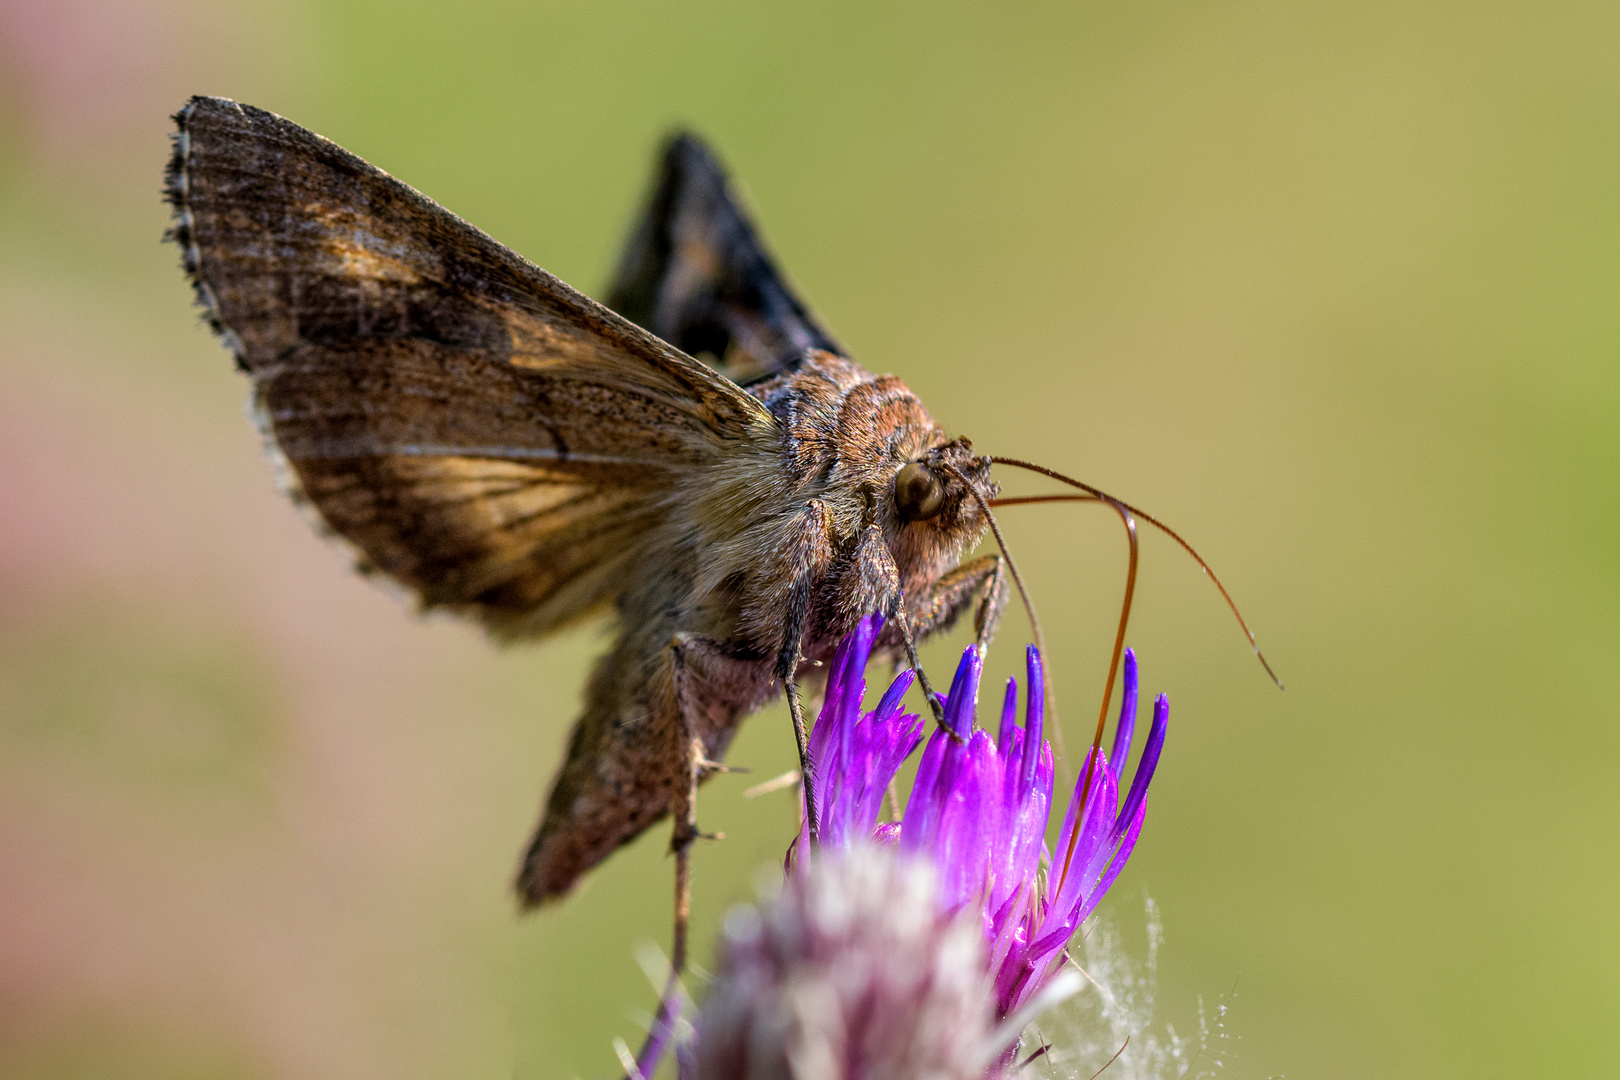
[696,848,994,1080]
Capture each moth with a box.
[165,96,1020,905]
[164,98,1272,925]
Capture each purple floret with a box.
[803,619,1169,1022]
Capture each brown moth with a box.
[165,97,1014,906]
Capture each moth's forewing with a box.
[167,96,774,636]
[607,133,844,385]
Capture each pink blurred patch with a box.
[0,310,544,1076]
[0,0,182,160]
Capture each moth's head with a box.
[806,359,995,574]
[885,437,997,580]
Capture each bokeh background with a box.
[2,1,1616,1077]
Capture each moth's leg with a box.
[837,523,903,624]
[633,631,732,1078]
[780,678,816,845]
[771,500,835,845]
[905,553,1009,651]
[667,632,708,955]
[666,631,746,921]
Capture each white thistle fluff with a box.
[1023,899,1239,1080]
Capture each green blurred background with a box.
[1,1,1616,1077]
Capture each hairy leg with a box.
[904,553,1008,648]
[629,632,736,1078]
[769,501,835,845]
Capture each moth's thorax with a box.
[703,350,997,641]
[753,352,946,492]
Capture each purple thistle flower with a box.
[804,614,1170,1022]
[683,617,1170,1080]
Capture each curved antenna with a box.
[988,494,1099,508]
[989,457,1283,690]
[1057,498,1136,893]
[941,461,1069,770]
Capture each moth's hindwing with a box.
[167,96,775,636]
[607,133,843,384]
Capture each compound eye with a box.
[894,462,946,522]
